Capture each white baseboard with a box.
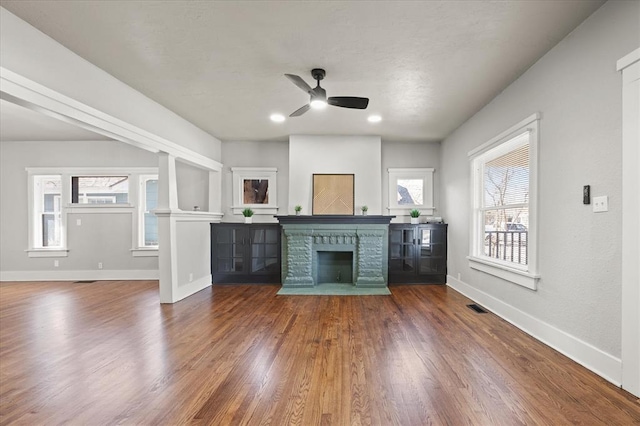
[0,269,159,282]
[446,275,622,387]
[175,274,212,303]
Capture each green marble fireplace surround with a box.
[276,216,394,288]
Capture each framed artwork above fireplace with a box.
[312,174,354,215]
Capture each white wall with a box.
[440,0,639,384]
[176,161,210,212]
[0,140,158,277]
[221,140,289,222]
[289,135,382,215]
[381,141,441,218]
[175,220,211,299]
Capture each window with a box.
[387,168,434,216]
[231,167,278,215]
[139,175,159,247]
[33,175,63,248]
[468,114,539,289]
[71,176,129,204]
[26,167,157,257]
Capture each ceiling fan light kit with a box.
[284,68,369,117]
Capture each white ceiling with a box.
[1,1,605,143]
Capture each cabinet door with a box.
[416,225,447,282]
[389,226,416,275]
[248,227,280,276]
[212,226,247,275]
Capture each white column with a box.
[157,152,179,303]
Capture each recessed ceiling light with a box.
[368,115,382,123]
[270,113,285,122]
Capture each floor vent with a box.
[467,304,488,314]
[74,280,96,283]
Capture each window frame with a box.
[230,167,278,215]
[467,113,540,290]
[27,173,67,256]
[387,168,435,217]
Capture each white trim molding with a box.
[26,249,69,258]
[230,167,279,215]
[447,275,622,387]
[618,47,640,397]
[387,167,435,217]
[467,256,539,290]
[0,269,159,282]
[175,274,212,303]
[131,248,159,257]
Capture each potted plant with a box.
[410,209,421,224]
[361,205,368,216]
[294,205,302,216]
[242,208,254,224]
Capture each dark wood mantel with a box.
[275,215,395,225]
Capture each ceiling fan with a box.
[284,68,369,117]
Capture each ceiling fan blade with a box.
[289,104,311,117]
[328,97,369,109]
[285,74,313,94]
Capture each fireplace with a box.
[316,251,354,284]
[276,215,394,288]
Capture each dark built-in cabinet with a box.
[388,223,447,284]
[210,224,281,284]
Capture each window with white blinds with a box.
[469,114,540,290]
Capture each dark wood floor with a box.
[0,281,638,425]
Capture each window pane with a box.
[483,144,529,208]
[145,179,158,210]
[143,179,158,246]
[397,179,423,205]
[483,208,528,265]
[34,176,62,248]
[73,176,129,204]
[243,179,269,204]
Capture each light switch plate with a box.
[593,195,608,213]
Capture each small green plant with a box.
[361,205,368,212]
[294,205,302,212]
[242,208,254,217]
[409,209,421,218]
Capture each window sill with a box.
[467,256,539,290]
[131,248,158,257]
[26,248,69,258]
[66,204,135,214]
[388,207,435,216]
[232,206,278,215]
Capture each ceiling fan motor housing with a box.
[311,68,326,81]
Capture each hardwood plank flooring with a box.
[0,281,638,425]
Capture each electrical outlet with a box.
[457,272,461,281]
[76,218,82,226]
[98,262,103,270]
[189,273,193,282]
[54,260,59,267]
[593,196,609,213]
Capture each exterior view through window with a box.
[480,137,529,265]
[71,176,129,204]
